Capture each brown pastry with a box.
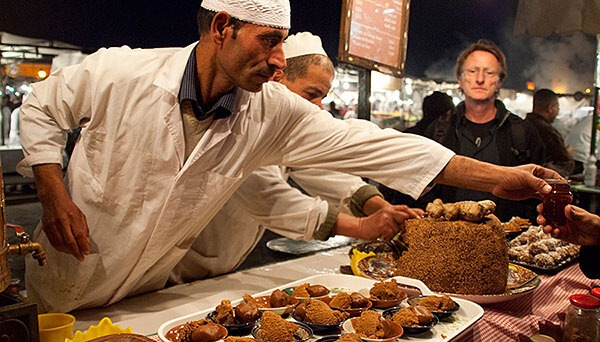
[335,333,363,342]
[391,306,434,327]
[307,284,329,297]
[418,295,456,311]
[303,299,348,324]
[165,319,224,342]
[242,294,265,309]
[191,323,227,342]
[352,310,385,339]
[349,292,370,308]
[292,283,310,297]
[329,292,352,310]
[369,279,406,301]
[259,311,303,342]
[214,300,235,325]
[235,301,259,323]
[294,302,307,320]
[270,289,291,307]
[224,338,259,342]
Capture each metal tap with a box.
[7,224,47,266]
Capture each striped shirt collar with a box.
[178,45,237,121]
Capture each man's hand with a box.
[335,205,423,241]
[359,205,423,241]
[490,164,558,201]
[537,203,600,246]
[34,163,90,261]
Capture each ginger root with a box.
[425,199,444,218]
[426,199,496,222]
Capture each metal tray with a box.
[157,274,484,342]
[510,255,578,275]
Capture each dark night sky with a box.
[1,0,595,91]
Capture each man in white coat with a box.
[19,0,559,313]
[169,32,422,282]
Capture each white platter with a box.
[157,274,484,342]
[446,276,541,305]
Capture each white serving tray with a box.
[157,274,484,342]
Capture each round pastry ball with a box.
[191,323,225,342]
[294,302,307,320]
[306,285,329,297]
[235,302,259,323]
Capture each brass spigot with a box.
[0,158,47,293]
[6,224,47,266]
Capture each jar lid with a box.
[569,294,600,308]
[592,287,600,298]
[529,334,556,342]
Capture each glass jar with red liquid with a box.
[542,179,572,227]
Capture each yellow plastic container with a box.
[67,317,132,342]
[38,313,75,342]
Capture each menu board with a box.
[338,0,410,77]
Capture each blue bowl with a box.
[382,307,438,334]
[406,295,460,319]
[251,320,313,342]
[206,310,261,336]
[291,307,348,333]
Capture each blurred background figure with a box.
[403,91,454,136]
[525,89,574,177]
[1,95,12,145]
[343,101,357,120]
[565,113,600,175]
[328,100,344,119]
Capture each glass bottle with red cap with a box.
[562,294,600,342]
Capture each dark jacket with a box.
[580,245,600,279]
[524,112,574,177]
[403,119,434,136]
[421,100,546,222]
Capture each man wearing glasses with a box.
[423,39,545,222]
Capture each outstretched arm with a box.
[434,155,558,200]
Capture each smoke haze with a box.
[423,22,596,93]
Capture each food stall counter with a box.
[71,247,350,335]
[71,244,600,341]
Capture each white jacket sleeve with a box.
[274,95,455,200]
[230,165,328,241]
[287,167,366,206]
[16,49,109,177]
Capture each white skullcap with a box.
[283,32,328,59]
[201,0,290,29]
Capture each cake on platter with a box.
[393,199,509,295]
